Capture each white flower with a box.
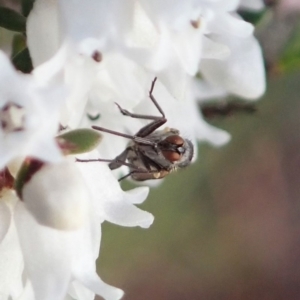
[0,154,153,300]
[0,51,64,169]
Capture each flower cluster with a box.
[0,0,265,299]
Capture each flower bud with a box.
[21,161,89,230]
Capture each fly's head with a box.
[157,129,194,171]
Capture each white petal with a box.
[74,272,123,300]
[66,213,123,300]
[76,152,154,228]
[124,187,150,204]
[17,280,35,300]
[32,43,68,86]
[0,212,24,299]
[192,79,227,102]
[208,13,254,38]
[27,0,60,66]
[58,0,134,47]
[202,36,230,60]
[201,35,266,99]
[22,161,90,230]
[0,201,11,243]
[94,54,148,108]
[157,62,188,101]
[68,281,95,300]
[240,0,265,11]
[28,138,63,164]
[15,202,72,300]
[60,54,97,128]
[209,0,240,12]
[171,23,203,75]
[139,0,195,29]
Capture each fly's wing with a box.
[127,144,169,171]
[127,144,171,181]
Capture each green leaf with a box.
[279,24,300,73]
[56,128,103,155]
[11,33,27,58]
[22,0,35,17]
[0,6,26,32]
[239,9,267,25]
[12,47,33,73]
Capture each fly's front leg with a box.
[115,102,166,138]
[148,77,165,118]
[115,102,163,122]
[114,77,167,138]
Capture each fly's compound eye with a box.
[165,135,184,146]
[161,135,185,162]
[162,150,181,162]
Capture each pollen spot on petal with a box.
[0,102,26,133]
[190,19,200,29]
[92,51,102,62]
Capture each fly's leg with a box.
[91,125,158,146]
[115,78,164,120]
[76,157,153,182]
[76,148,130,170]
[115,77,167,138]
[115,101,165,121]
[76,157,131,168]
[148,77,165,118]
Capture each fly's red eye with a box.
[162,150,181,162]
[165,135,184,146]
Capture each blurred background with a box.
[1,0,300,299]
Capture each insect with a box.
[77,77,194,181]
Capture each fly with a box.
[76,77,194,181]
